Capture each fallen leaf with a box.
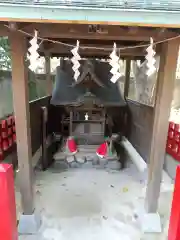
[122,187,128,193]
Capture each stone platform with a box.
[53,144,118,165]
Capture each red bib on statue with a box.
[66,137,77,154]
[96,142,108,158]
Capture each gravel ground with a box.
[16,160,173,240]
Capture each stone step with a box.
[78,145,98,152]
[60,145,98,154]
[54,142,118,161]
[54,149,118,161]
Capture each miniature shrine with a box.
[50,58,127,163]
[51,59,127,143]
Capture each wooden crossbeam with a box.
[21,23,178,42]
[39,42,151,57]
[0,24,10,36]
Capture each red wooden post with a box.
[0,164,18,240]
[168,165,180,240]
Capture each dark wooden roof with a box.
[72,61,105,88]
[50,59,126,107]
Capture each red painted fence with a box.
[0,115,16,162]
[166,121,180,162]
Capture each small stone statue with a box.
[85,113,89,121]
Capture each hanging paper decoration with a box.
[71,40,81,81]
[146,37,156,77]
[109,43,121,83]
[28,30,40,72]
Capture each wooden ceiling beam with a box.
[39,43,152,58]
[0,24,11,36]
[52,55,144,61]
[8,22,18,31]
[21,23,178,42]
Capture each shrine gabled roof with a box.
[50,59,126,107]
[72,61,105,88]
[1,1,180,27]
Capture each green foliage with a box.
[0,37,11,70]
[28,79,39,101]
[0,37,49,112]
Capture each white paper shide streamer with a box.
[71,40,81,81]
[146,37,156,77]
[28,30,40,72]
[109,43,121,83]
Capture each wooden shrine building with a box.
[0,0,180,233]
[51,59,127,144]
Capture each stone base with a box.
[18,212,41,235]
[134,207,161,233]
[141,212,161,233]
[66,155,75,163]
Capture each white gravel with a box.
[17,160,173,240]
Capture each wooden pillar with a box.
[70,111,73,136]
[124,58,131,98]
[41,106,48,170]
[45,53,52,95]
[145,40,179,213]
[10,32,34,215]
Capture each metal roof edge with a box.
[0,4,180,27]
[0,3,180,13]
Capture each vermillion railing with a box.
[166,121,180,162]
[0,115,16,162]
